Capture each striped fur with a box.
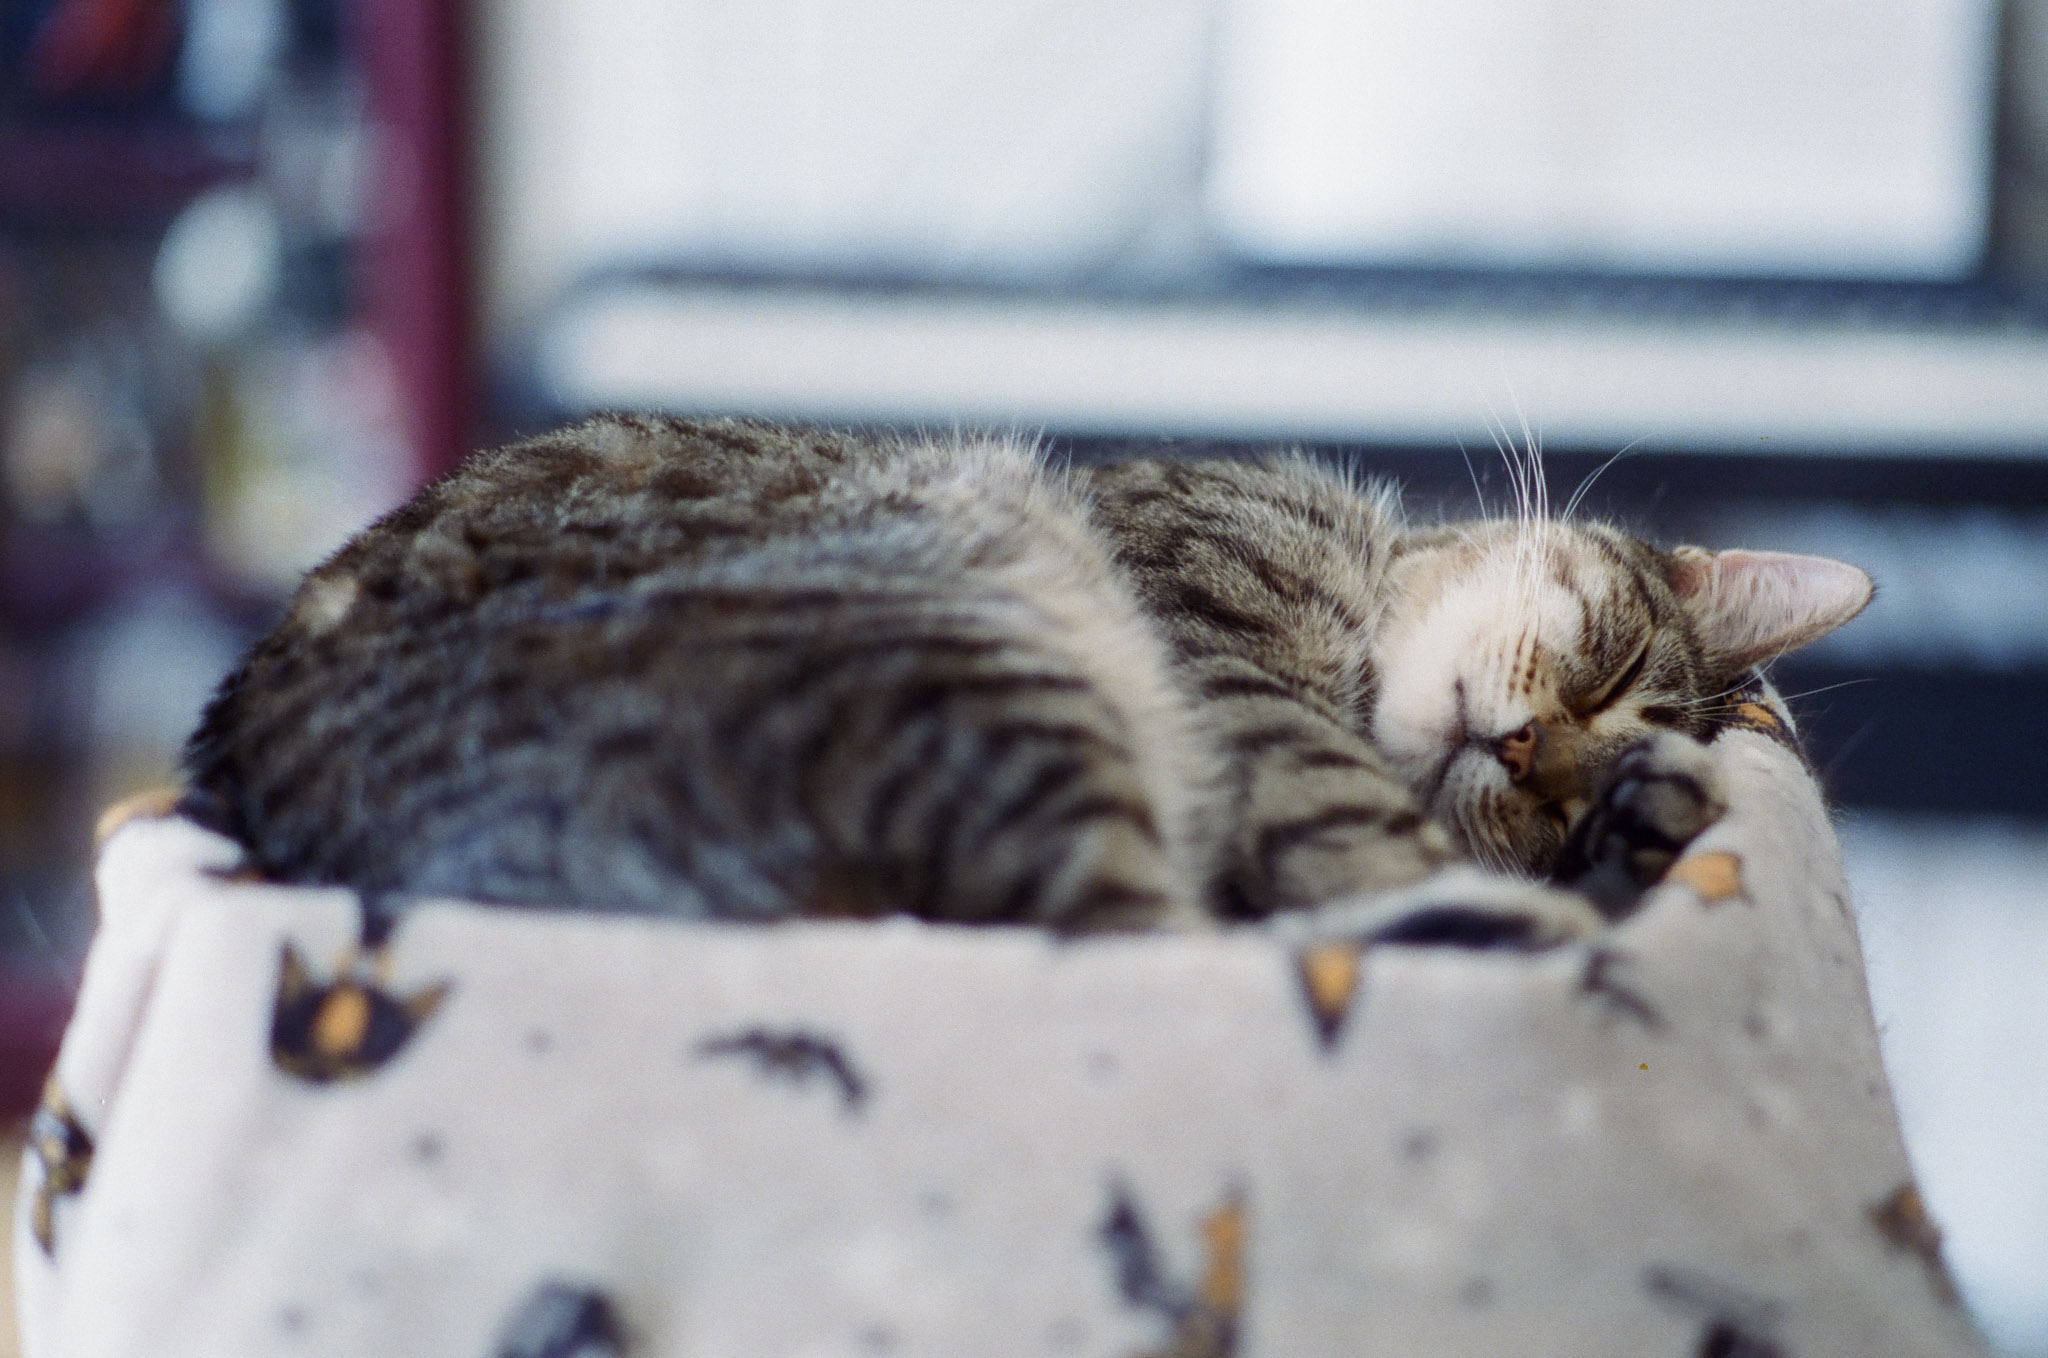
[1083,457,1449,917]
[181,416,1869,930]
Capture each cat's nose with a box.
[1495,721,1541,784]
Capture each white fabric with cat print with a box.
[14,725,1985,1358]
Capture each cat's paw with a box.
[1270,865,1605,952]
[1247,805,1454,918]
[1551,731,1728,920]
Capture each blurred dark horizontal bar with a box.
[1775,660,2048,818]
[1222,264,2048,331]
[0,958,75,1116]
[1066,441,2048,510]
[0,124,253,223]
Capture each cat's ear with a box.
[1667,546,1873,668]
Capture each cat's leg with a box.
[904,686,1208,934]
[777,624,1204,935]
[1549,730,1728,920]
[934,678,1207,934]
[1274,732,1726,949]
[1192,654,1455,916]
[1081,459,1452,916]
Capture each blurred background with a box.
[0,0,2043,1352]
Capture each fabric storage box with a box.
[14,718,1984,1357]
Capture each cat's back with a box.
[182,417,1201,928]
[336,415,911,596]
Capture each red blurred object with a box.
[357,0,477,484]
[27,0,179,102]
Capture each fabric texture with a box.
[14,724,1984,1357]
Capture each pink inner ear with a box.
[1668,546,1716,602]
[1674,548,1874,668]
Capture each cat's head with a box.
[1367,520,1871,872]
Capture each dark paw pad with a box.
[1555,735,1727,920]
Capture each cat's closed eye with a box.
[1572,633,1653,718]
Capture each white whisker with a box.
[1756,678,1875,705]
[1561,436,1645,524]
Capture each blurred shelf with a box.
[0,958,74,1115]
[0,124,253,223]
[538,281,2048,455]
[0,523,204,631]
[1776,659,2048,818]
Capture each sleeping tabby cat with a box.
[179,416,1871,935]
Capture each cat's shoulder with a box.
[442,415,894,501]
[1083,452,1401,549]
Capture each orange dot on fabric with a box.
[313,987,373,1056]
[1199,1195,1247,1315]
[1296,942,1363,1048]
[1666,850,1745,904]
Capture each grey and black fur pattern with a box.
[182,416,1871,932]
[1084,458,1448,918]
[186,419,1206,930]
